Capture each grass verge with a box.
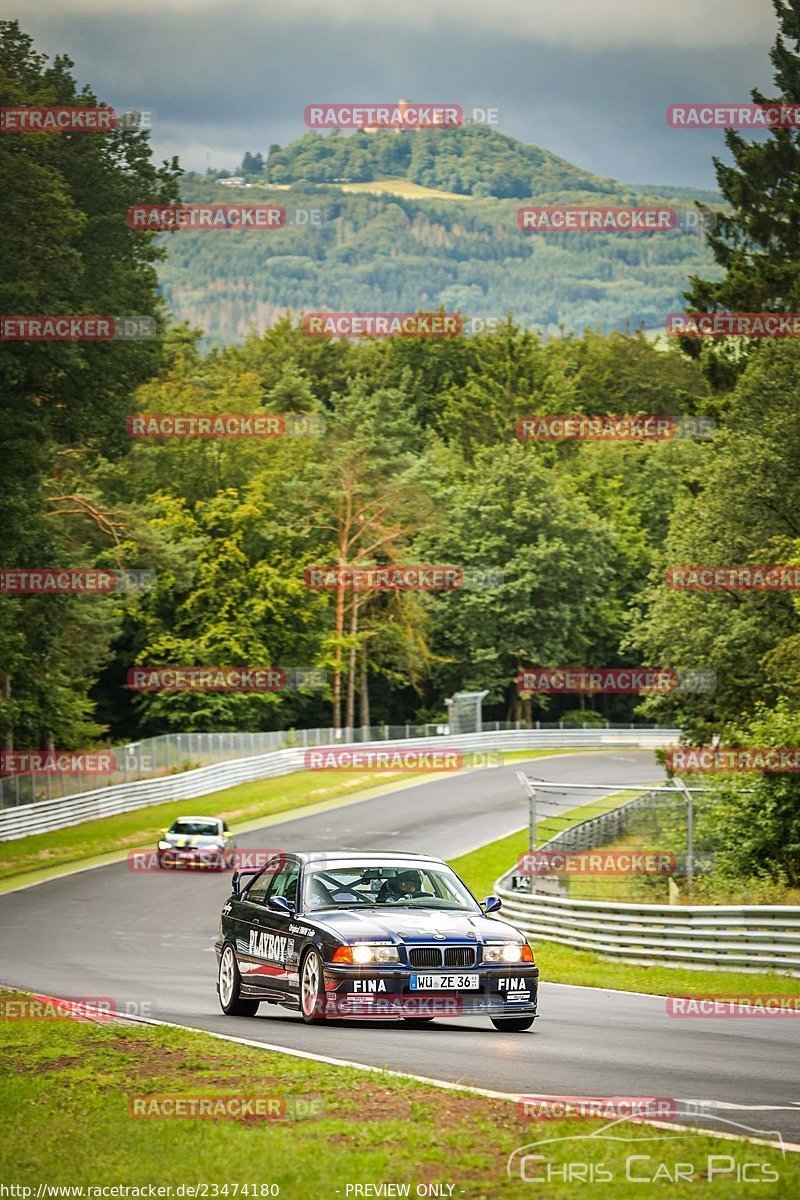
[0,749,577,888]
[0,994,794,1197]
[449,793,800,999]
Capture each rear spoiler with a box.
[231,867,262,896]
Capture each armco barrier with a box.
[496,790,800,975]
[495,886,800,974]
[0,727,678,841]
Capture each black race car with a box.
[214,851,538,1030]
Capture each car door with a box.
[239,856,301,997]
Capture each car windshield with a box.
[302,863,480,912]
[168,820,219,837]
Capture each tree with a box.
[0,22,180,750]
[632,341,800,737]
[415,443,617,722]
[298,380,432,728]
[241,151,264,176]
[687,698,800,889]
[684,0,800,381]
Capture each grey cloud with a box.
[18,0,779,185]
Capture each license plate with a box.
[409,974,479,990]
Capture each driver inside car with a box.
[376,869,422,902]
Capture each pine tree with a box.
[686,1,800,317]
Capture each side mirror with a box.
[268,895,293,915]
[231,871,241,896]
[482,894,502,914]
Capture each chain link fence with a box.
[1,720,665,810]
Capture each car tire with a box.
[218,943,259,1017]
[300,949,328,1024]
[490,1016,535,1032]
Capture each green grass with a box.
[0,995,794,1197]
[449,791,800,999]
[0,748,577,888]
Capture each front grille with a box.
[408,945,477,968]
[409,947,442,968]
[444,946,476,968]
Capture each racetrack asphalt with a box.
[1,750,799,1147]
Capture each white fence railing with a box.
[496,789,800,975]
[0,727,679,842]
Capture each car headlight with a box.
[483,942,530,963]
[158,841,172,851]
[355,944,400,964]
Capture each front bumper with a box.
[321,964,539,1019]
[159,847,227,869]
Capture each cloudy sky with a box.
[14,0,779,187]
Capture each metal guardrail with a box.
[0,727,679,841]
[0,720,669,809]
[496,790,800,975]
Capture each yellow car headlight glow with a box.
[484,942,525,963]
[352,944,399,964]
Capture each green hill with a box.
[158,127,723,345]
[264,125,626,199]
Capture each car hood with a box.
[307,907,524,944]
[164,834,222,848]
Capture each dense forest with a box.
[157,136,722,344]
[2,0,800,892]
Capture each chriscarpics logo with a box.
[507,1112,784,1184]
